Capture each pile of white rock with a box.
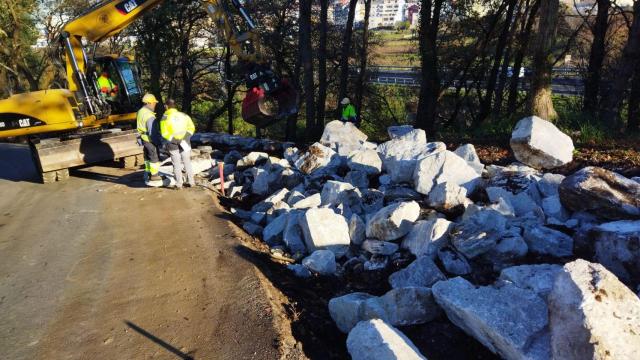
[213,115,640,359]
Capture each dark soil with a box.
[220,196,499,360]
[445,138,640,178]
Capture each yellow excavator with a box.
[0,0,298,183]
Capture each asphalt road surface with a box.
[0,143,281,359]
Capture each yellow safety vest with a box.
[161,108,195,142]
[97,75,115,93]
[136,106,155,142]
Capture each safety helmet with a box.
[341,97,350,105]
[142,93,158,104]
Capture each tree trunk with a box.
[354,0,372,120]
[299,0,316,139]
[507,0,540,114]
[337,0,359,109]
[527,0,560,121]
[316,0,329,131]
[477,0,518,124]
[225,46,234,135]
[628,61,640,131]
[600,1,640,130]
[583,0,611,114]
[416,0,443,134]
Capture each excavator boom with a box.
[0,0,298,183]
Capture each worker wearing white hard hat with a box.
[340,97,358,125]
[137,93,162,184]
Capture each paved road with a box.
[0,144,280,360]
[366,68,585,95]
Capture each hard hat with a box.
[341,97,350,105]
[142,93,158,104]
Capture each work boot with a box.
[149,174,162,181]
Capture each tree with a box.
[354,0,372,118]
[527,0,560,121]
[337,0,359,108]
[583,0,611,114]
[600,0,640,130]
[416,0,444,134]
[507,0,540,114]
[316,0,329,131]
[298,0,315,139]
[628,60,640,131]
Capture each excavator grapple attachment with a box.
[241,79,298,129]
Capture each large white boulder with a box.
[346,319,427,360]
[302,250,337,275]
[427,182,471,211]
[283,211,307,255]
[294,142,340,174]
[348,149,382,175]
[366,201,421,241]
[377,128,443,183]
[388,256,446,289]
[548,259,640,360]
[401,218,453,258]
[329,292,376,333]
[454,144,484,175]
[578,220,640,285]
[300,208,351,254]
[433,277,550,360]
[320,180,355,206]
[523,225,573,257]
[510,116,574,169]
[413,150,481,196]
[559,166,640,220]
[362,287,442,327]
[320,120,369,156]
[291,193,322,209]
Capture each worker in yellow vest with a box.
[97,71,118,99]
[136,94,162,183]
[160,99,196,189]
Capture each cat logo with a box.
[116,0,148,15]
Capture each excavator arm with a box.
[61,0,297,128]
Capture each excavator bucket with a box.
[241,79,298,128]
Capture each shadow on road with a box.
[0,143,39,183]
[71,165,149,188]
[124,321,196,360]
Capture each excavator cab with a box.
[89,56,143,116]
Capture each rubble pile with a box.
[206,118,640,359]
